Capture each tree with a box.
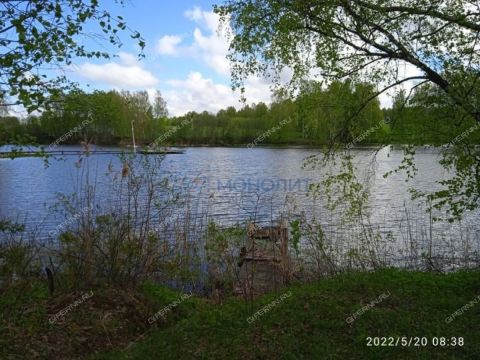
[0,0,145,112]
[215,0,480,123]
[0,91,9,117]
[216,0,480,219]
[35,89,161,145]
[152,90,168,119]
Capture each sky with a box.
[62,0,421,117]
[65,0,273,116]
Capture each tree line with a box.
[1,80,479,147]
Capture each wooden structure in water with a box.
[234,221,292,296]
[0,149,184,159]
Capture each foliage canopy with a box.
[215,0,480,219]
[0,0,144,111]
[215,0,480,122]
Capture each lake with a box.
[1,145,479,270]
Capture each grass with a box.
[98,269,480,360]
[0,280,202,359]
[1,269,479,359]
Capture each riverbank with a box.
[1,141,401,150]
[0,142,440,158]
[101,269,480,360]
[2,269,478,359]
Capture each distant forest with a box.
[1,80,479,147]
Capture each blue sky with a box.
[68,0,273,116]
[62,0,417,116]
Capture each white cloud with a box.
[243,76,273,105]
[164,72,272,116]
[74,52,159,88]
[185,6,219,33]
[156,8,230,76]
[184,7,203,23]
[157,35,183,55]
[192,27,230,75]
[378,62,424,108]
[154,7,276,115]
[164,72,236,115]
[117,52,138,66]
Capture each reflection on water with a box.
[0,145,479,270]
